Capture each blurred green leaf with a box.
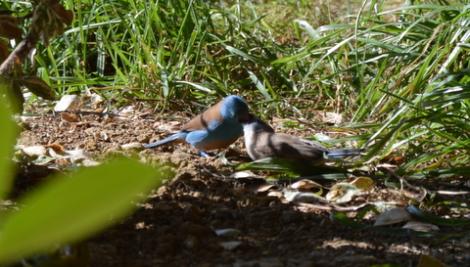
[0,80,18,199]
[417,254,448,267]
[0,158,173,264]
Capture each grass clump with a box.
[5,0,469,172]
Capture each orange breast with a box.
[197,136,239,150]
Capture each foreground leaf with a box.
[0,81,18,199]
[0,158,172,264]
[417,255,448,267]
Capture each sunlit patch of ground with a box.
[13,102,470,267]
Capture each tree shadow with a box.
[82,164,464,267]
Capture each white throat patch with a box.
[242,123,257,159]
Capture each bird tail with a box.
[143,132,187,149]
[325,148,363,159]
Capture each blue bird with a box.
[144,95,250,156]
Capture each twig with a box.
[378,165,427,202]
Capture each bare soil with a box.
[15,108,470,267]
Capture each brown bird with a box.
[241,115,362,164]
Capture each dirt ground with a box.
[15,107,470,267]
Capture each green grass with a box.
[3,0,470,173]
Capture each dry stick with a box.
[435,190,470,196]
[0,32,40,112]
[379,166,469,199]
[55,110,119,117]
[378,165,427,202]
[296,202,370,212]
[0,4,43,114]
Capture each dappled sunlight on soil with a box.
[14,106,470,267]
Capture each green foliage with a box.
[9,0,470,171]
[347,2,470,171]
[0,0,73,110]
[27,0,312,104]
[0,95,173,264]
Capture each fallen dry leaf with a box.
[219,241,242,251]
[403,221,439,232]
[256,184,276,193]
[121,142,144,150]
[61,112,80,122]
[231,171,261,179]
[20,145,47,158]
[89,93,104,109]
[215,228,241,238]
[284,190,326,204]
[350,176,374,191]
[118,105,135,118]
[374,207,411,226]
[45,143,66,154]
[267,191,283,198]
[321,111,342,124]
[290,179,322,191]
[325,183,359,204]
[54,95,80,112]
